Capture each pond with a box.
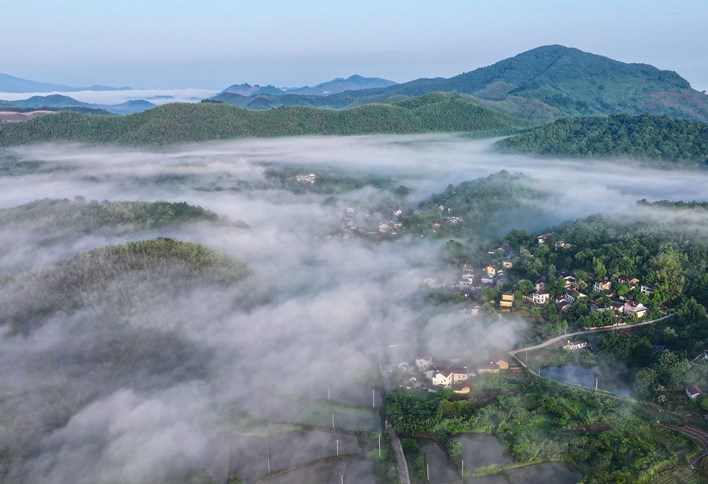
[540,364,632,396]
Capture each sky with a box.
[1,0,707,91]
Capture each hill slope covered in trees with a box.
[0,199,221,238]
[495,114,708,166]
[0,238,248,334]
[0,93,526,146]
[401,171,553,242]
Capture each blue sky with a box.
[2,0,707,90]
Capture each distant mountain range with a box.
[0,73,129,93]
[221,75,397,97]
[2,44,707,154]
[0,94,155,115]
[212,45,708,122]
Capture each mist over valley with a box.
[2,3,708,480]
[2,134,708,482]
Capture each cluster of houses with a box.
[537,232,572,250]
[497,270,585,311]
[453,246,515,295]
[496,267,652,322]
[294,173,317,184]
[422,257,513,297]
[395,354,515,393]
[427,205,466,232]
[588,276,651,319]
[331,206,405,239]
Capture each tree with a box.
[593,258,607,278]
[515,279,534,295]
[677,297,707,322]
[655,350,690,391]
[648,248,686,303]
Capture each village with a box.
[390,352,521,394]
[424,231,657,327]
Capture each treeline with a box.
[636,199,708,210]
[496,114,708,166]
[0,238,248,334]
[0,93,526,146]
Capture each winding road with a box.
[509,313,676,356]
[662,424,708,466]
[507,312,708,467]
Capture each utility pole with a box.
[461,459,464,477]
[378,433,381,458]
[372,388,376,408]
[267,433,271,474]
[336,439,340,457]
[331,412,335,429]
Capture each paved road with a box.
[510,313,676,356]
[663,424,708,466]
[386,422,411,484]
[507,311,708,467]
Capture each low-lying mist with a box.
[1,134,707,483]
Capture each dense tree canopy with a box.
[0,94,526,146]
[496,114,708,166]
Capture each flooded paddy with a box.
[454,433,515,472]
[228,430,362,482]
[266,458,375,484]
[421,440,459,483]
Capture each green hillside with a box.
[401,170,552,242]
[220,45,708,122]
[0,199,224,242]
[496,114,708,166]
[0,93,526,146]
[0,238,248,334]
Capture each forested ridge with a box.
[0,199,219,234]
[401,171,552,241]
[0,238,249,334]
[496,114,708,166]
[0,93,525,146]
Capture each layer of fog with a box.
[1,134,707,483]
[0,88,218,105]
